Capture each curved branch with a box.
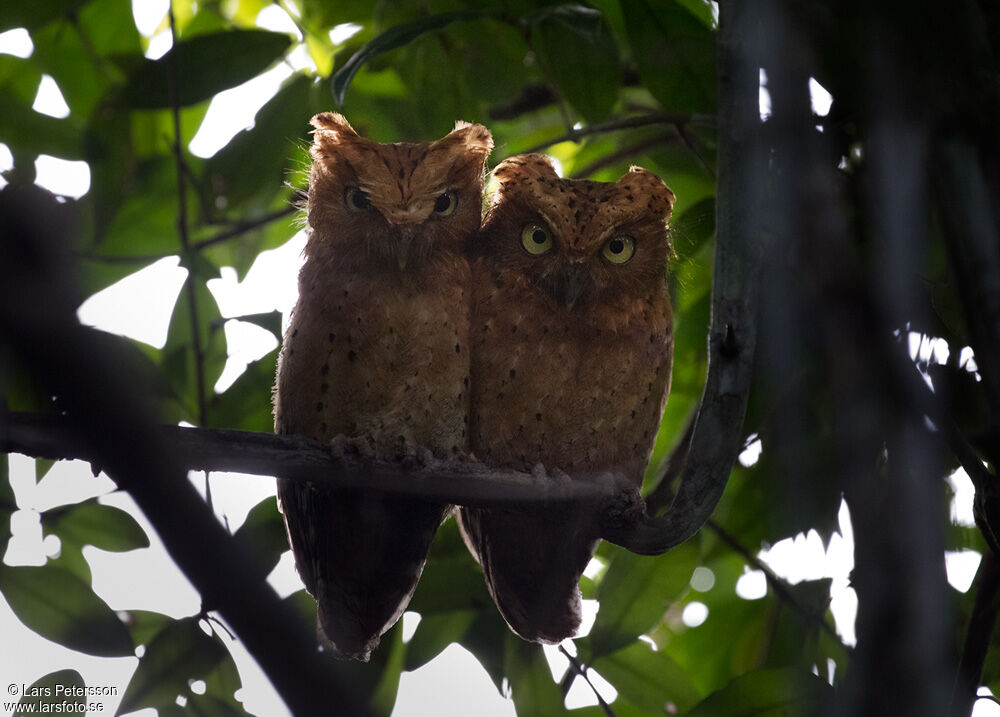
[600,0,762,555]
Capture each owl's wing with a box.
[278,478,446,660]
[457,505,598,644]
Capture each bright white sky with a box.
[0,4,994,717]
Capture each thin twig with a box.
[676,122,716,178]
[707,519,843,644]
[191,205,299,252]
[558,646,616,717]
[570,133,679,178]
[521,112,713,154]
[166,6,212,513]
[78,204,299,265]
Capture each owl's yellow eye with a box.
[345,187,371,212]
[602,235,635,264]
[521,224,553,255]
[433,191,458,216]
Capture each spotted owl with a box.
[273,113,493,660]
[458,153,676,643]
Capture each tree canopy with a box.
[2,0,1000,716]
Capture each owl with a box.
[273,113,493,660]
[458,153,676,643]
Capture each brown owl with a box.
[273,113,493,660]
[458,153,675,643]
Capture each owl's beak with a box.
[396,234,413,270]
[561,273,585,310]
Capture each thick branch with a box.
[951,552,1000,717]
[2,411,627,509]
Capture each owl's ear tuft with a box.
[492,153,559,188]
[310,113,362,159]
[441,122,494,162]
[619,166,676,219]
[311,112,358,136]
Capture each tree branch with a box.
[520,112,714,154]
[603,0,762,555]
[707,520,842,643]
[951,552,1000,717]
[2,411,628,509]
[79,204,300,265]
[558,646,616,717]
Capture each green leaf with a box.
[459,610,510,696]
[505,635,567,717]
[202,652,244,706]
[589,542,698,657]
[622,0,716,113]
[0,564,134,656]
[408,553,493,615]
[0,90,85,161]
[18,669,86,710]
[206,348,278,432]
[121,609,174,647]
[684,668,832,717]
[404,609,479,671]
[163,277,228,422]
[232,496,287,574]
[0,0,89,32]
[122,30,293,109]
[592,642,702,714]
[671,197,716,263]
[522,4,605,42]
[532,15,620,123]
[204,74,315,209]
[231,311,283,340]
[43,499,149,552]
[116,617,227,715]
[331,8,496,106]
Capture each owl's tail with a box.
[279,480,447,661]
[458,505,598,644]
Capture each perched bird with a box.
[459,153,676,643]
[273,113,493,660]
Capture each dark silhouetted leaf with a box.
[18,669,85,710]
[331,9,495,105]
[505,636,567,717]
[44,499,149,552]
[229,311,283,341]
[0,564,133,656]
[233,496,286,573]
[403,609,478,671]
[116,617,226,715]
[532,15,620,123]
[206,348,279,433]
[121,609,173,647]
[122,30,292,108]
